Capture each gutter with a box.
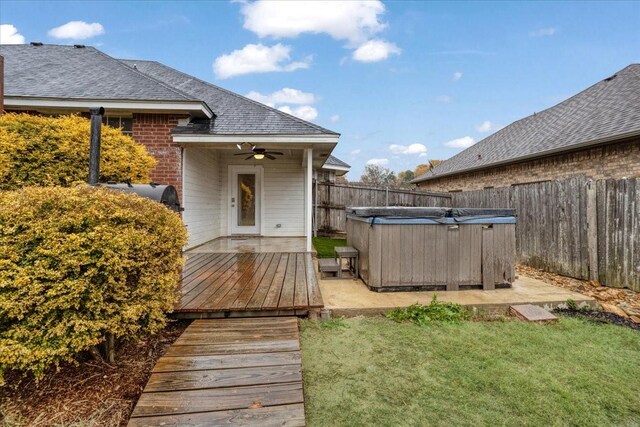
[4,96,214,119]
[412,130,640,184]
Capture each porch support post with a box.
[305,148,313,252]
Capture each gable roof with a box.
[322,155,351,169]
[0,44,197,102]
[119,59,339,136]
[413,64,640,183]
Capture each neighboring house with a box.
[318,155,350,183]
[412,64,640,191]
[0,43,343,250]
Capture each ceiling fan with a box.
[234,146,284,160]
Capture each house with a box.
[0,43,348,250]
[412,64,640,191]
[317,155,350,183]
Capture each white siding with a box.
[183,148,221,248]
[219,150,305,237]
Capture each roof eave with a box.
[412,130,640,184]
[172,134,340,145]
[4,96,213,118]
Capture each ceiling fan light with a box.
[254,153,265,160]
[236,143,243,150]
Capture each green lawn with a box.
[312,236,347,258]
[301,317,640,427]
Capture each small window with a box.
[103,116,133,136]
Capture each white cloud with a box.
[530,27,557,37]
[245,88,316,106]
[353,39,400,63]
[389,143,427,156]
[213,43,310,79]
[241,0,386,45]
[351,149,362,156]
[475,120,502,133]
[0,24,25,44]
[453,71,463,81]
[436,95,453,103]
[329,114,340,122]
[366,158,389,166]
[444,136,475,149]
[48,21,105,39]
[278,105,318,121]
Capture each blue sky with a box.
[2,1,639,178]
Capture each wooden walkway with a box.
[175,252,323,318]
[128,317,305,426]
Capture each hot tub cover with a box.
[345,207,448,218]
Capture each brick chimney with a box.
[0,55,4,114]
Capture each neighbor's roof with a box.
[322,155,351,170]
[119,59,339,136]
[413,64,640,183]
[0,44,196,102]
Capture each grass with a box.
[301,317,640,427]
[312,236,347,258]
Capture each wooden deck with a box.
[128,317,305,426]
[175,252,323,318]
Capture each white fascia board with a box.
[322,165,350,172]
[173,134,340,144]
[5,97,213,118]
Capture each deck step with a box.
[510,304,558,323]
[318,258,340,272]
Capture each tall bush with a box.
[0,113,155,190]
[0,186,187,381]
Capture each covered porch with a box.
[178,135,338,253]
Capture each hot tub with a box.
[346,207,516,292]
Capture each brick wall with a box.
[417,137,640,191]
[132,113,187,200]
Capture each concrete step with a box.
[510,304,558,323]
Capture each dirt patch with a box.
[0,320,189,426]
[517,264,640,325]
[554,308,640,331]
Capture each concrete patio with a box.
[317,263,596,317]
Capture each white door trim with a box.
[228,165,264,235]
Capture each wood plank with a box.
[179,254,247,308]
[182,253,257,310]
[305,253,324,307]
[226,253,275,310]
[277,254,297,309]
[261,254,288,310]
[128,404,305,427]
[181,253,233,295]
[245,253,282,310]
[153,352,301,373]
[143,364,302,392]
[293,253,308,309]
[173,332,300,346]
[446,225,460,291]
[164,339,300,357]
[189,318,298,328]
[209,253,269,309]
[482,227,495,290]
[131,382,304,417]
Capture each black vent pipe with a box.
[88,107,104,185]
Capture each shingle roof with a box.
[119,59,339,136]
[323,155,351,169]
[0,44,196,101]
[413,64,640,183]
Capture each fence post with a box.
[586,179,599,281]
[385,186,389,206]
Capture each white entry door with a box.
[229,165,263,235]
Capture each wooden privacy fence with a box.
[450,177,639,291]
[313,182,452,233]
[315,177,639,291]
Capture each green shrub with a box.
[386,295,470,325]
[0,186,187,381]
[0,113,155,190]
